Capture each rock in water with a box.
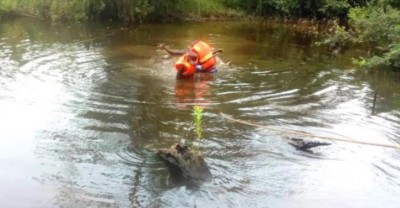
[158,143,211,181]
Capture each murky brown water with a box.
[1,18,400,207]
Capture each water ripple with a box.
[116,144,163,168]
[2,20,400,208]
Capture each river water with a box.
[0,19,400,208]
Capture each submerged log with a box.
[158,143,211,181]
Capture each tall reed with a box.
[192,105,204,153]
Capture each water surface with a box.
[0,19,400,207]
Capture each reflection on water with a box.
[0,18,400,207]
[174,73,216,109]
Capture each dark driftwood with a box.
[289,138,331,152]
[158,143,211,181]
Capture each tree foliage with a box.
[220,0,367,19]
[0,0,237,22]
[0,0,374,22]
[351,5,400,69]
[322,2,400,69]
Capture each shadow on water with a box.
[1,18,400,207]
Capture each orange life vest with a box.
[189,41,216,71]
[175,54,196,77]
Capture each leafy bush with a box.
[351,5,399,69]
[220,0,367,19]
[322,3,400,69]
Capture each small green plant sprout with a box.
[193,105,204,150]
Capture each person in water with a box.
[160,41,223,78]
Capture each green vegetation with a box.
[0,0,371,22]
[192,105,204,153]
[321,1,400,70]
[223,0,366,19]
[349,5,400,69]
[0,1,393,23]
[0,0,240,22]
[193,105,203,142]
